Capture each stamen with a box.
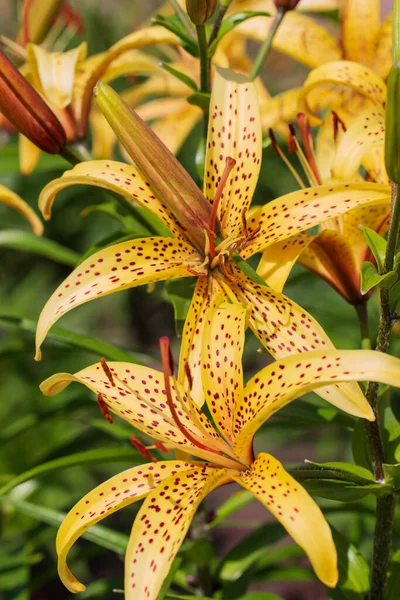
[208,157,236,259]
[218,254,237,283]
[154,440,170,454]
[269,128,306,189]
[159,337,214,452]
[241,207,249,239]
[60,2,85,35]
[184,360,193,391]
[288,123,319,187]
[22,0,33,45]
[97,393,113,424]
[296,113,322,185]
[130,434,157,462]
[100,357,115,387]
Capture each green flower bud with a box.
[186,0,217,25]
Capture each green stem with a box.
[364,182,400,599]
[168,0,196,39]
[249,7,287,80]
[196,23,211,135]
[191,501,214,596]
[355,302,371,349]
[208,0,232,48]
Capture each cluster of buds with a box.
[0,48,66,155]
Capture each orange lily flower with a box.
[40,302,400,598]
[35,68,392,419]
[258,108,390,307]
[229,0,391,129]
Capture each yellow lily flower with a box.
[35,68,392,418]
[0,184,43,235]
[230,0,391,129]
[3,25,180,173]
[258,108,390,307]
[40,302,400,598]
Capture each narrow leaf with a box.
[359,225,387,272]
[161,63,198,91]
[208,12,271,56]
[0,230,79,266]
[331,528,370,600]
[360,261,398,293]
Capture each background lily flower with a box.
[0,184,43,235]
[228,0,391,130]
[35,68,392,417]
[40,302,400,598]
[258,110,390,307]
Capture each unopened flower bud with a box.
[0,49,66,154]
[273,0,301,10]
[95,81,212,252]
[186,0,217,25]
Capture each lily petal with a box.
[41,362,235,463]
[201,302,246,442]
[373,13,392,80]
[204,67,262,239]
[256,233,314,292]
[19,134,42,176]
[55,460,203,593]
[341,0,380,64]
[38,160,186,240]
[27,43,87,109]
[227,265,370,413]
[299,61,386,126]
[260,88,302,133]
[343,203,389,267]
[233,453,338,587]
[236,9,341,68]
[331,107,386,182]
[241,182,391,259]
[73,26,180,136]
[178,276,227,405]
[35,237,200,360]
[235,349,400,458]
[125,466,230,600]
[0,183,43,235]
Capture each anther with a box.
[97,393,113,424]
[296,113,322,185]
[208,157,236,258]
[154,440,170,454]
[218,254,237,283]
[100,357,115,387]
[332,110,347,141]
[130,434,158,462]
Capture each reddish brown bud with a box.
[186,0,217,24]
[274,0,301,9]
[0,49,66,154]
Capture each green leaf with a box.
[2,498,129,554]
[351,419,372,471]
[232,252,268,286]
[360,261,398,293]
[389,279,400,309]
[383,463,400,489]
[387,549,400,600]
[331,528,370,600]
[208,11,271,56]
[209,489,254,528]
[156,558,183,600]
[152,14,198,56]
[187,92,210,111]
[0,314,151,363]
[298,479,390,501]
[166,278,196,335]
[237,594,283,600]
[218,522,286,582]
[0,230,79,267]
[161,63,198,91]
[382,401,400,463]
[0,447,142,497]
[300,461,374,483]
[81,201,143,229]
[359,225,387,272]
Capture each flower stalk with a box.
[250,6,288,80]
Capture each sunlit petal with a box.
[55,461,203,593]
[233,453,338,587]
[35,238,200,360]
[201,302,246,442]
[27,43,87,109]
[204,67,262,238]
[299,61,386,126]
[38,160,187,240]
[372,13,392,80]
[226,265,369,413]
[242,182,391,259]
[125,466,230,600]
[0,183,43,235]
[18,134,42,176]
[341,0,380,64]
